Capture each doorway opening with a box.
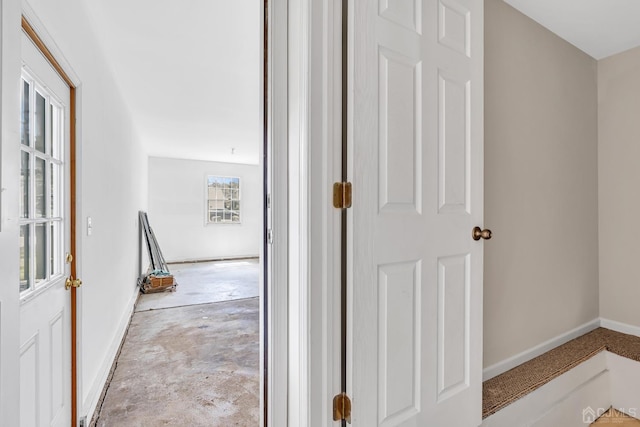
[83,1,269,425]
[12,0,294,423]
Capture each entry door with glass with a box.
[19,30,72,427]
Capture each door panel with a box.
[378,261,421,426]
[436,254,469,401]
[20,336,38,426]
[438,72,470,214]
[350,0,483,425]
[20,31,71,427]
[378,48,422,213]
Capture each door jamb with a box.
[287,0,311,423]
[277,0,343,425]
[266,0,289,424]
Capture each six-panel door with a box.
[350,0,483,425]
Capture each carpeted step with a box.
[483,327,640,418]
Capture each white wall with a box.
[0,0,148,422]
[598,46,640,329]
[0,0,26,424]
[484,0,600,368]
[148,156,261,262]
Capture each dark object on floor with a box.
[140,272,176,294]
[139,211,176,293]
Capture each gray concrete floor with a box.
[94,260,261,426]
[136,259,260,312]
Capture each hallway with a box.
[93,260,260,426]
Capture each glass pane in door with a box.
[35,223,47,283]
[35,157,46,218]
[20,224,31,292]
[35,92,46,153]
[49,163,60,218]
[51,104,61,159]
[21,80,30,146]
[20,151,30,219]
[50,222,60,276]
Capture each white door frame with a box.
[270,0,342,425]
[265,0,289,423]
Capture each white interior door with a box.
[349,0,483,425]
[19,31,71,427]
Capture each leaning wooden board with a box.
[139,211,177,293]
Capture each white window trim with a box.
[204,174,242,225]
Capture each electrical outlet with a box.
[79,416,87,427]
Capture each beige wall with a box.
[598,46,640,327]
[484,0,599,367]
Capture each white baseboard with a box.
[483,318,601,381]
[600,318,640,338]
[81,286,139,422]
[166,255,260,264]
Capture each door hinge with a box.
[267,228,274,245]
[333,392,352,423]
[333,182,352,209]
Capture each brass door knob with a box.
[472,226,492,241]
[65,276,83,290]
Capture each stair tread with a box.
[483,327,640,418]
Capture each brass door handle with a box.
[65,276,82,290]
[472,226,492,241]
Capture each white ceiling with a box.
[504,0,640,60]
[83,0,640,165]
[83,0,262,165]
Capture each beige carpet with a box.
[483,328,640,418]
[593,409,640,426]
[94,297,260,426]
